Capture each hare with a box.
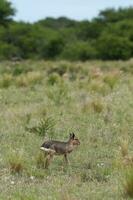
[40,133,80,169]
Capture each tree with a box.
[0,0,15,26]
[97,34,132,60]
[96,7,133,24]
[0,42,20,59]
[61,41,98,61]
[36,17,77,30]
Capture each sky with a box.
[10,0,133,22]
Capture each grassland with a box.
[0,59,133,200]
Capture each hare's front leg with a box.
[64,154,69,165]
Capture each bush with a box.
[91,99,104,113]
[27,117,55,138]
[15,71,43,87]
[103,71,120,89]
[0,42,20,59]
[124,168,133,198]
[0,73,13,88]
[89,80,109,95]
[47,73,61,85]
[61,41,98,61]
[47,82,69,105]
[97,34,132,60]
[36,152,45,168]
[47,62,68,76]
[7,151,25,174]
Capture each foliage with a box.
[61,41,98,61]
[27,117,55,137]
[0,0,15,26]
[0,3,133,60]
[97,34,132,60]
[7,151,25,174]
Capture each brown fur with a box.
[40,133,80,169]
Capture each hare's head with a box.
[69,133,80,146]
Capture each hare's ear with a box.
[70,132,75,139]
[72,132,75,138]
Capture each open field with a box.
[0,60,133,200]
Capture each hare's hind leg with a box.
[45,154,53,169]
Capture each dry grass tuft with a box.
[103,70,120,89]
[89,80,109,95]
[15,71,43,87]
[8,152,25,174]
[36,152,45,168]
[91,99,104,113]
[47,73,61,85]
[124,168,133,198]
[0,73,13,88]
[120,139,129,158]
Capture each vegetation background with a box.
[0,0,133,60]
[0,0,133,199]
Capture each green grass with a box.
[0,60,133,199]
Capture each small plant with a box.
[124,168,133,198]
[22,113,31,129]
[30,169,46,179]
[28,117,55,137]
[120,139,129,158]
[91,67,103,79]
[47,83,69,105]
[0,73,13,88]
[47,73,61,85]
[81,102,91,113]
[8,151,25,174]
[81,171,93,182]
[91,99,104,113]
[48,62,68,76]
[13,192,37,200]
[15,71,43,87]
[89,80,109,95]
[26,71,43,85]
[60,191,73,200]
[36,152,45,168]
[103,71,119,89]
[12,64,30,76]
[15,75,28,87]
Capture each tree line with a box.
[0,0,133,60]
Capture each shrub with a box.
[91,99,104,113]
[0,73,13,88]
[97,34,132,60]
[15,75,28,87]
[47,73,61,85]
[82,98,105,113]
[47,82,69,105]
[0,43,20,60]
[12,64,30,76]
[27,71,43,83]
[8,151,25,174]
[89,80,109,95]
[103,72,120,89]
[124,168,133,198]
[120,139,129,158]
[27,117,55,138]
[15,71,43,87]
[47,62,68,76]
[36,152,45,169]
[61,41,98,61]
